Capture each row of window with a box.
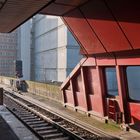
[0,52,16,56]
[0,38,16,43]
[0,46,16,49]
[105,66,140,102]
[0,60,14,63]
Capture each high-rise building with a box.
[19,15,82,82]
[17,21,32,80]
[0,31,17,76]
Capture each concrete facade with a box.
[19,14,82,82]
[18,21,32,80]
[0,31,17,77]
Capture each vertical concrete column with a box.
[0,88,3,105]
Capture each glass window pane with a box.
[126,66,140,101]
[105,68,118,96]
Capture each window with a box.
[126,66,140,101]
[105,67,118,96]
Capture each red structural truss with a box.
[59,0,140,126]
[0,0,140,126]
[61,55,140,125]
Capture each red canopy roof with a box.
[0,0,140,55]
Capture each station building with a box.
[0,0,139,128]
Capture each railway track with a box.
[3,90,119,140]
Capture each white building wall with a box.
[33,15,68,82]
[19,14,82,82]
[33,15,57,82]
[19,21,31,80]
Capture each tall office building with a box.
[32,15,82,82]
[18,14,82,82]
[17,21,32,80]
[0,31,17,76]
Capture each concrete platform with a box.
[0,105,38,140]
[2,84,140,140]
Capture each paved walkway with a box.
[0,106,38,140]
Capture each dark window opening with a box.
[105,67,118,96]
[126,66,140,102]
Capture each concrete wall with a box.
[18,21,31,80]
[33,15,67,82]
[26,81,62,102]
[0,76,62,102]
[18,14,82,82]
[32,15,82,82]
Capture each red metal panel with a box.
[92,67,105,116]
[63,9,106,54]
[84,67,95,111]
[96,55,116,66]
[84,67,105,116]
[75,91,87,110]
[64,90,75,105]
[82,57,96,66]
[129,103,140,124]
[80,0,132,52]
[116,57,140,65]
[41,3,74,16]
[73,72,87,110]
[106,0,140,49]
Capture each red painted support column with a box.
[96,66,106,116]
[116,66,124,112]
[62,90,66,104]
[81,67,88,111]
[70,79,77,107]
[116,66,130,123]
[0,88,3,105]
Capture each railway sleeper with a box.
[16,110,30,114]
[38,129,58,135]
[34,126,54,131]
[42,132,65,139]
[15,112,32,116]
[15,110,30,114]
[30,123,50,128]
[21,116,39,120]
[19,113,36,116]
[26,120,46,125]
[50,137,70,140]
[23,118,43,123]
